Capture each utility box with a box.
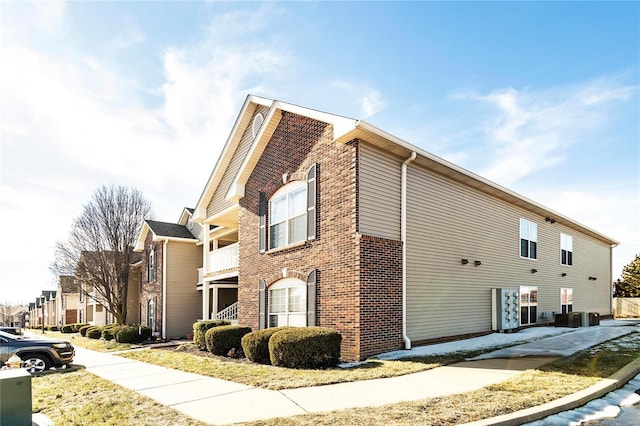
[491,288,520,331]
[0,369,32,426]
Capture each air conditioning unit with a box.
[492,288,520,332]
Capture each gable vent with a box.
[252,113,264,139]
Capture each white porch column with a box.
[202,226,210,320]
[211,285,218,319]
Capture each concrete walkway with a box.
[69,322,639,425]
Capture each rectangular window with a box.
[561,288,573,314]
[269,185,307,250]
[561,233,573,266]
[520,219,538,259]
[520,286,538,325]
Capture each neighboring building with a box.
[190,95,618,361]
[76,251,141,326]
[0,305,28,327]
[28,290,56,327]
[134,208,203,339]
[56,275,80,325]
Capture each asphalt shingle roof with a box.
[146,220,197,240]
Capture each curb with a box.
[461,356,640,426]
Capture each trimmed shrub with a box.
[193,320,230,350]
[86,326,103,339]
[102,325,124,341]
[60,324,75,333]
[241,327,292,365]
[205,325,252,356]
[79,325,92,337]
[46,325,59,332]
[269,327,341,369]
[72,323,89,332]
[115,325,152,343]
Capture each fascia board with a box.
[192,96,260,222]
[134,222,151,252]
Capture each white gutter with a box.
[401,151,417,350]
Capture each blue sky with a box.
[1,1,638,305]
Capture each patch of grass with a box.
[32,368,207,425]
[540,331,640,377]
[119,346,440,390]
[239,371,600,426]
[30,330,139,352]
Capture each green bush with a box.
[115,325,152,343]
[79,325,92,337]
[45,325,59,332]
[86,326,103,339]
[102,325,124,341]
[241,327,292,364]
[193,320,230,350]
[72,323,89,332]
[269,327,341,369]
[205,325,252,356]
[60,324,75,333]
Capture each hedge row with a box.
[192,321,342,369]
[80,324,152,343]
[60,323,90,333]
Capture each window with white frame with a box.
[520,219,538,259]
[561,233,573,266]
[520,286,538,325]
[147,298,156,332]
[148,246,157,282]
[269,181,307,250]
[561,288,573,314]
[268,278,306,327]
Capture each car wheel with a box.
[21,354,51,373]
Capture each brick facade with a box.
[237,111,403,361]
[140,233,163,334]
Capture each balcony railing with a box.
[215,302,238,321]
[208,242,239,274]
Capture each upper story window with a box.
[561,233,573,266]
[148,246,157,283]
[259,164,317,253]
[269,181,307,249]
[520,218,538,259]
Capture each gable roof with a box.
[193,95,618,247]
[134,218,198,251]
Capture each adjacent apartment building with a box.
[187,95,617,361]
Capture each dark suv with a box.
[0,326,24,336]
[0,330,75,373]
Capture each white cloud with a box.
[332,81,387,118]
[452,79,638,186]
[0,4,292,304]
[111,27,145,50]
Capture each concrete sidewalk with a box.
[70,322,639,425]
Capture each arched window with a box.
[269,181,307,249]
[268,278,306,327]
[147,298,156,331]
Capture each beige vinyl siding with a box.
[165,242,203,339]
[207,106,271,217]
[405,164,612,342]
[359,143,402,240]
[125,270,141,324]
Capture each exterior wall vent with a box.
[252,113,264,139]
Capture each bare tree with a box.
[51,185,152,324]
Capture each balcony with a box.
[208,242,239,275]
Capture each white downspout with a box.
[162,240,168,339]
[402,151,417,350]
